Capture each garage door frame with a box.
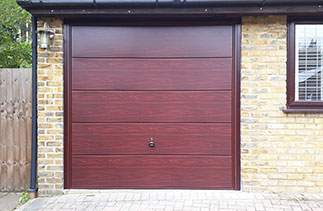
[63,19,241,190]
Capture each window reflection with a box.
[295,24,323,101]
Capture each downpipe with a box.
[27,15,38,199]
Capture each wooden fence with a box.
[0,68,32,192]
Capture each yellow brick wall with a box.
[241,16,323,193]
[36,16,323,195]
[37,18,64,196]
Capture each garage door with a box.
[65,24,240,189]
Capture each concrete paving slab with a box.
[0,192,21,211]
[16,190,323,211]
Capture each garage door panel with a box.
[67,24,238,189]
[72,91,232,123]
[72,123,232,155]
[72,26,232,58]
[71,156,233,188]
[72,58,232,90]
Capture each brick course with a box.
[36,16,323,195]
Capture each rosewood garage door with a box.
[65,24,240,189]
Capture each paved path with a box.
[0,192,21,211]
[18,190,323,211]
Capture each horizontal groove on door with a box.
[72,154,233,157]
[72,91,232,123]
[72,154,232,156]
[71,89,233,92]
[72,58,232,90]
[71,156,233,189]
[71,122,233,124]
[71,57,234,59]
[71,123,232,155]
[72,26,233,58]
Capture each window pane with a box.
[295,24,323,101]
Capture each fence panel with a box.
[0,68,32,192]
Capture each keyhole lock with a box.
[149,137,155,148]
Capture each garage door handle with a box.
[149,141,155,147]
[149,138,155,147]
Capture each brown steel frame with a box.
[63,18,241,190]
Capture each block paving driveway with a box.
[18,190,323,211]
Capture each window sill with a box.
[282,108,323,114]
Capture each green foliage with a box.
[0,0,32,68]
[19,191,31,204]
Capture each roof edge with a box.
[16,0,323,17]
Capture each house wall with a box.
[36,16,323,196]
[37,18,64,196]
[241,16,323,193]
